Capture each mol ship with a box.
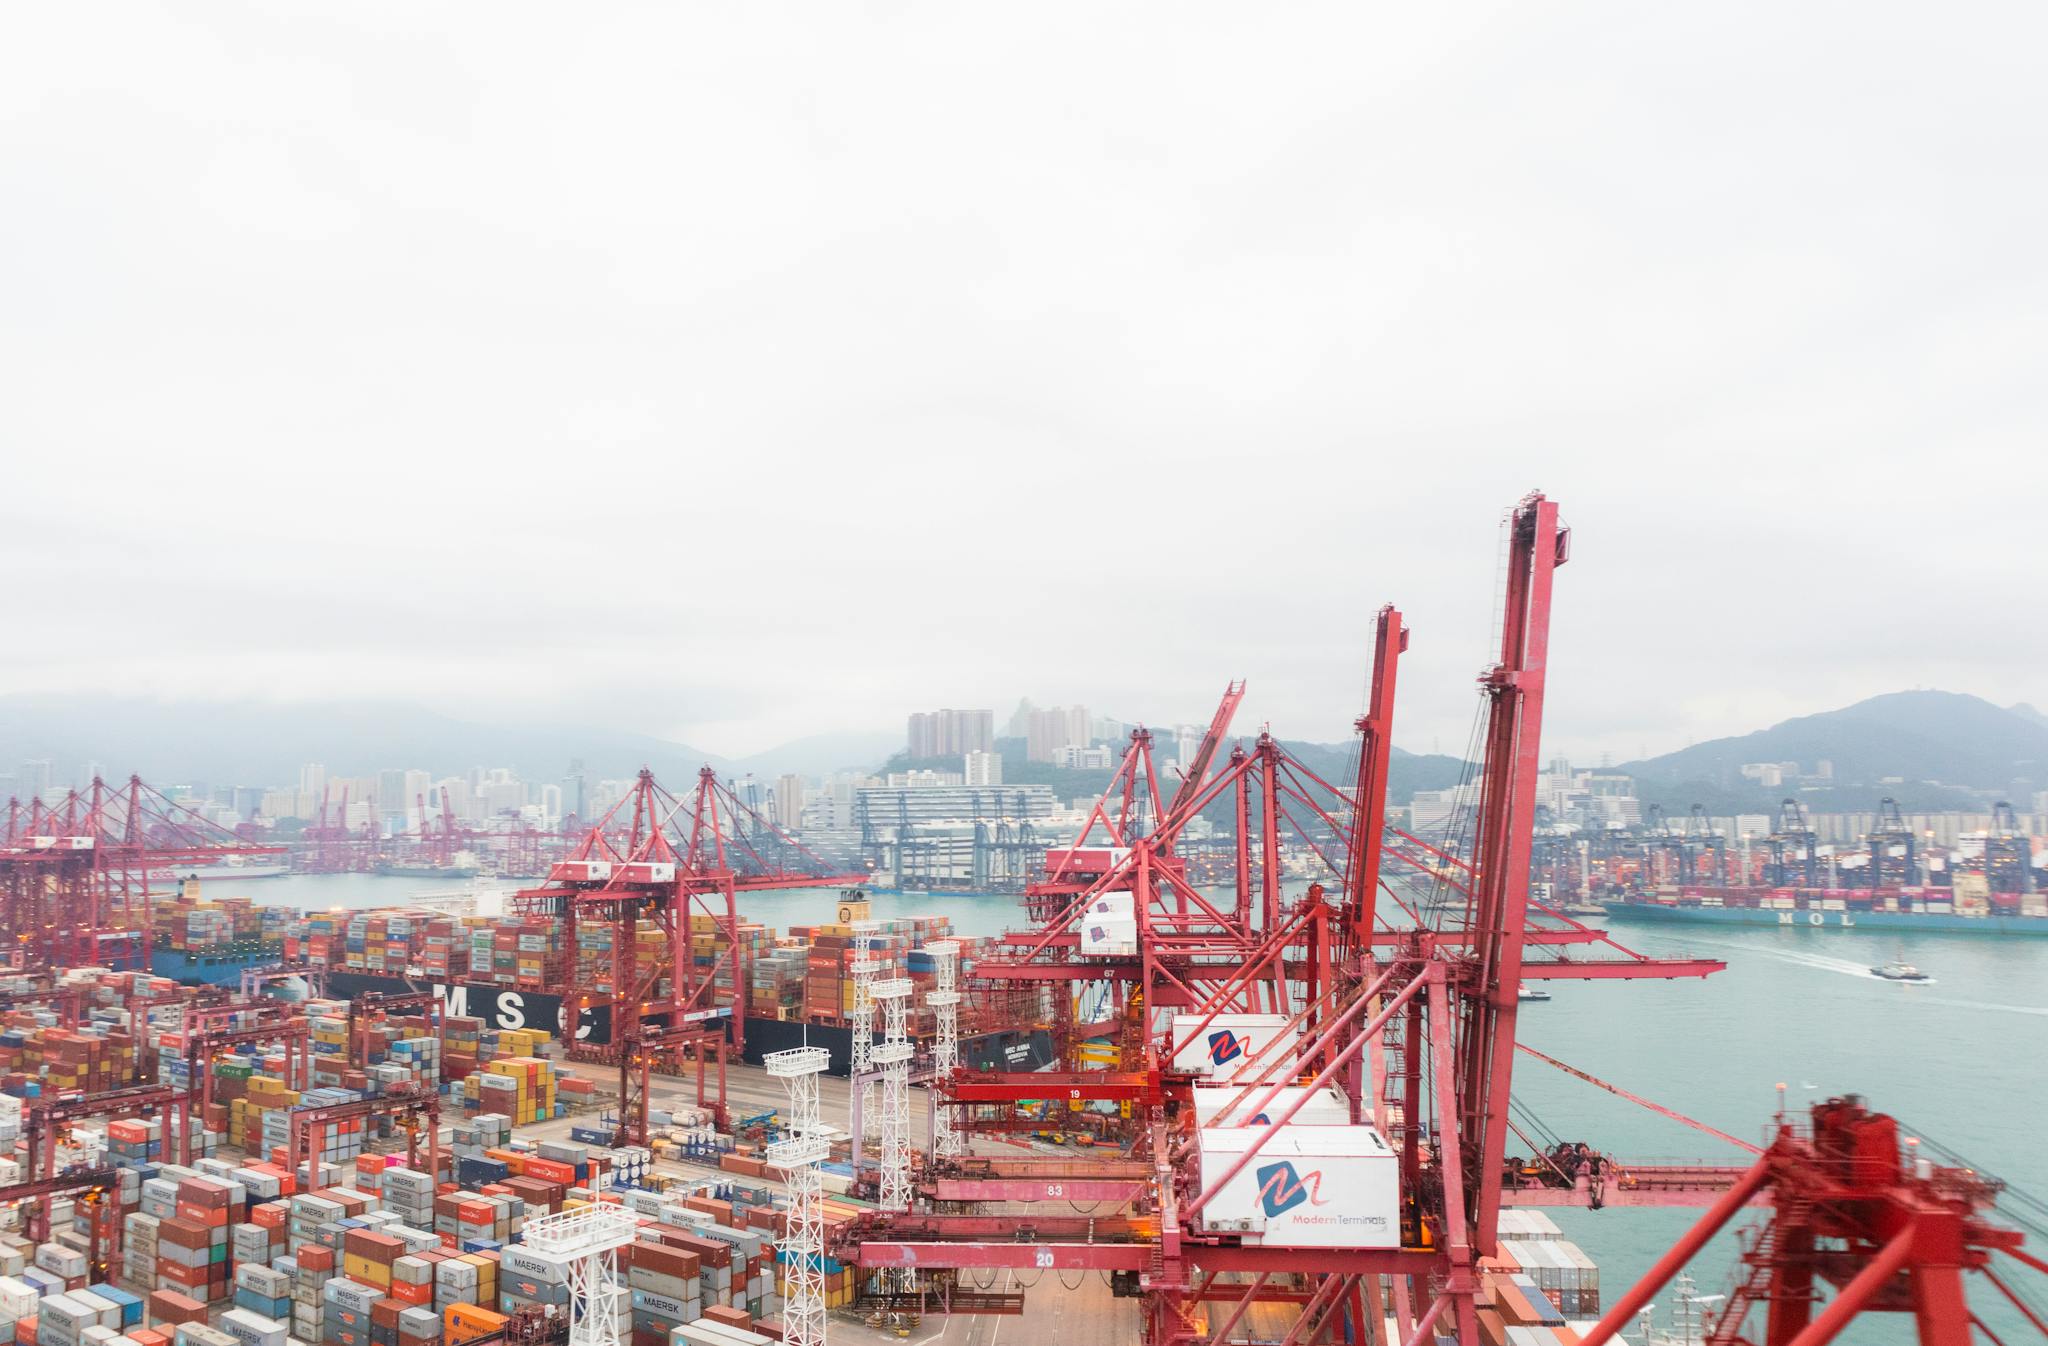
[141,882,1058,1072]
[1601,878,2048,936]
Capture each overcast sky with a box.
[3,3,2043,766]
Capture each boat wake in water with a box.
[1919,996,2048,1017]
[1626,932,2048,1013]
[1636,932,1905,980]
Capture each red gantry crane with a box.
[0,775,286,974]
[833,494,1814,1345]
[513,766,864,1144]
[844,492,2039,1344]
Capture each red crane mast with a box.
[848,493,1765,1346]
[513,766,863,1143]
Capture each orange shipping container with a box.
[446,1305,510,1346]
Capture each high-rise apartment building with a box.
[963,750,1002,786]
[1005,699,1036,739]
[18,760,52,802]
[565,758,588,822]
[775,774,807,832]
[1091,715,1131,745]
[907,708,995,759]
[1025,706,1091,763]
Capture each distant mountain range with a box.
[0,695,901,790]
[1279,740,1471,803]
[1617,691,2048,812]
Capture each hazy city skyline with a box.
[3,6,2042,768]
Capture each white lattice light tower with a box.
[765,1046,832,1346]
[872,976,914,1211]
[925,940,963,1160]
[517,1204,639,1346]
[849,920,880,1146]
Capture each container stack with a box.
[461,1058,555,1125]
[321,1274,377,1346]
[747,945,809,1021]
[572,921,618,998]
[283,1242,334,1342]
[293,1089,368,1168]
[232,1264,291,1319]
[308,1012,349,1089]
[155,1177,233,1304]
[433,1253,501,1315]
[151,891,290,964]
[380,1167,437,1232]
[624,1237,704,1337]
[696,919,775,1011]
[292,912,345,969]
[429,1188,520,1254]
[469,919,561,991]
[495,1244,571,1321]
[439,1018,482,1083]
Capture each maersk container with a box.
[1169,1012,1300,1079]
[1195,1122,1399,1248]
[1192,1083,1353,1127]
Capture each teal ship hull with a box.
[1602,900,2048,936]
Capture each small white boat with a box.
[1870,960,1931,983]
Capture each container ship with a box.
[147,858,290,884]
[141,884,1057,1073]
[372,861,482,879]
[1600,871,2048,935]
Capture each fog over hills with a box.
[0,696,738,788]
[1,691,2042,810]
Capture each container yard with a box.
[0,495,2039,1346]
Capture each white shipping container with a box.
[1169,1013,1302,1080]
[1076,915,1137,957]
[1080,890,1135,919]
[1196,1123,1399,1248]
[1193,1084,1353,1127]
[671,1323,774,1346]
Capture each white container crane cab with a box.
[1169,1013,1301,1079]
[1193,1083,1355,1127]
[1196,1123,1399,1248]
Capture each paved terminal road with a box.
[826,1270,1140,1346]
[501,1058,934,1165]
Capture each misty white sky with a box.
[3,4,2043,765]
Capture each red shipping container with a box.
[146,1291,208,1326]
[176,1200,229,1227]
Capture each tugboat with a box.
[1870,960,1932,983]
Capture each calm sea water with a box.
[237,874,2045,1339]
[1523,920,2046,1342]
